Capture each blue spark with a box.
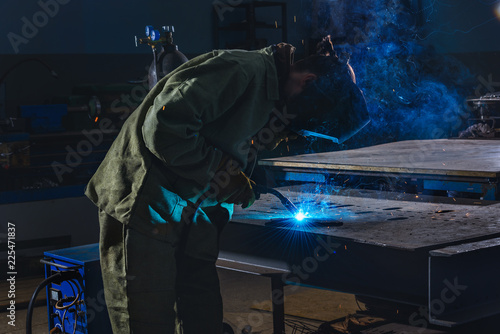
[295,211,308,221]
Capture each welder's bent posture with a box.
[85,38,368,334]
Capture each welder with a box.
[85,36,368,334]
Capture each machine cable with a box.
[26,269,82,334]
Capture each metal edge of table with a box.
[258,160,500,178]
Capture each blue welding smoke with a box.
[302,0,477,148]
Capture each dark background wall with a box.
[2,0,500,276]
[419,0,500,53]
[418,0,500,90]
[1,0,500,128]
[0,0,307,55]
[0,0,307,118]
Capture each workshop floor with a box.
[0,269,342,334]
[1,269,499,334]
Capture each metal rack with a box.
[213,1,287,50]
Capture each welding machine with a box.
[37,244,112,334]
[30,243,237,334]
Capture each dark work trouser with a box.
[98,210,223,334]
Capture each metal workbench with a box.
[259,139,500,200]
[218,139,500,333]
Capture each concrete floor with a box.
[0,269,326,334]
[220,269,326,334]
[1,269,499,334]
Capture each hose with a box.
[254,185,300,216]
[26,272,62,334]
[26,270,82,334]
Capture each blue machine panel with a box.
[20,104,67,133]
[43,243,112,334]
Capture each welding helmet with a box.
[287,57,370,144]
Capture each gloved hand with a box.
[212,155,256,209]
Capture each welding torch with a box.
[254,185,300,216]
[186,185,300,221]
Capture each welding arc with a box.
[254,185,300,216]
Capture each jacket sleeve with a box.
[142,55,254,186]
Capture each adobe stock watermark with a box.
[190,105,297,201]
[85,288,107,324]
[51,286,107,330]
[51,118,116,183]
[352,1,406,44]
[232,235,342,332]
[395,71,493,170]
[213,0,243,22]
[475,73,500,97]
[7,0,72,54]
[109,65,150,114]
[408,276,467,333]
[50,65,149,182]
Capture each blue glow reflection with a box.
[294,211,307,221]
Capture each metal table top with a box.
[259,139,500,178]
[231,185,500,251]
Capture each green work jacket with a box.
[85,46,281,260]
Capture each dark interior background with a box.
[1,0,499,145]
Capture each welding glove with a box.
[212,155,256,209]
